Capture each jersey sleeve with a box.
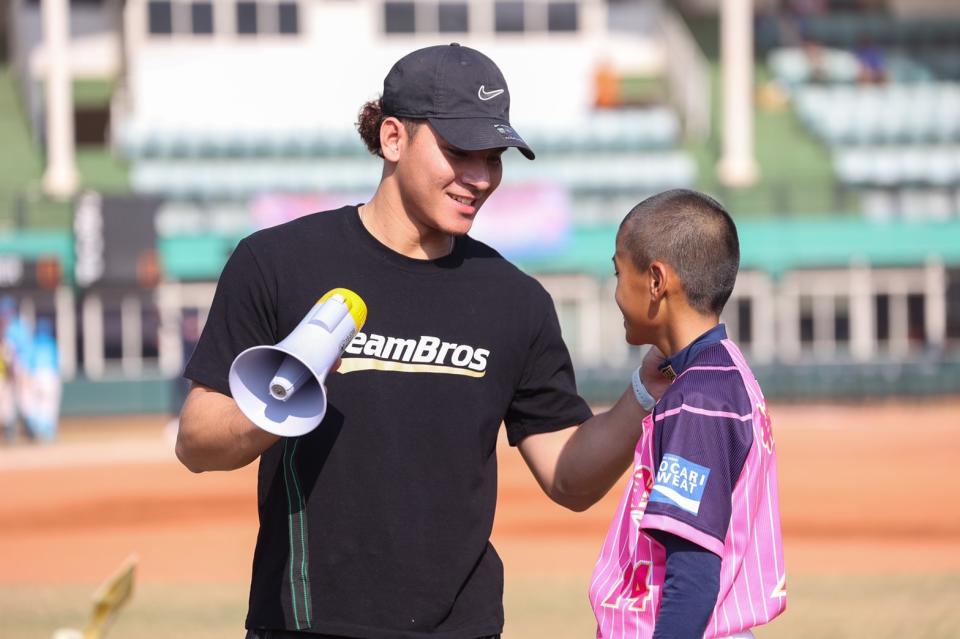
[503,291,592,446]
[639,390,753,556]
[183,238,279,396]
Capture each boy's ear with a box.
[649,261,668,301]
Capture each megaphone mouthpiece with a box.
[268,354,313,401]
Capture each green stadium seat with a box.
[520,107,680,155]
[834,146,960,188]
[793,83,960,147]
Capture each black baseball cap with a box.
[382,43,535,160]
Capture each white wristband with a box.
[631,366,656,412]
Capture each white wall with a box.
[16,2,121,79]
[122,0,664,133]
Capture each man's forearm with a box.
[175,385,279,472]
[550,386,648,510]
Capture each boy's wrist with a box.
[631,366,656,412]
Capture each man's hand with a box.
[639,346,671,401]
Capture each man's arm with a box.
[517,347,669,511]
[518,386,643,511]
[175,383,279,473]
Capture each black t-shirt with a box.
[185,206,592,639]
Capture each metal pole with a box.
[717,0,759,188]
[41,0,80,200]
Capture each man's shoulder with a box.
[243,206,353,250]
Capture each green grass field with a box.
[3,573,959,639]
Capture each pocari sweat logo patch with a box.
[650,454,710,515]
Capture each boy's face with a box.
[613,240,654,346]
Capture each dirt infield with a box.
[1,400,958,588]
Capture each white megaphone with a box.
[228,288,367,437]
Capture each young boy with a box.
[589,190,787,638]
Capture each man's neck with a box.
[361,188,454,260]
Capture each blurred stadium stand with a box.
[2,0,960,412]
[757,0,960,220]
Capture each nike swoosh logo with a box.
[478,85,504,101]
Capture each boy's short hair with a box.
[619,189,740,316]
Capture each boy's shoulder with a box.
[658,341,754,417]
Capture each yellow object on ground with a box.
[52,555,137,639]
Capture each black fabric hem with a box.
[183,363,231,398]
[245,619,503,639]
[505,406,592,447]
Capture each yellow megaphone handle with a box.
[318,288,367,332]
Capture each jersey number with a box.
[758,403,775,454]
[601,560,653,612]
[630,465,655,525]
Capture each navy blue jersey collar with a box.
[658,324,727,380]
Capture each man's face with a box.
[394,123,505,237]
[613,238,654,346]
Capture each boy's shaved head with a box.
[618,189,740,316]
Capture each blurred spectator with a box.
[855,38,887,84]
[11,318,35,441]
[781,0,828,46]
[25,319,60,442]
[802,40,831,84]
[0,298,17,443]
[0,297,34,443]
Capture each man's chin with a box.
[446,217,475,236]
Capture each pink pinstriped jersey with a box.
[589,339,786,638]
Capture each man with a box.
[176,44,666,639]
